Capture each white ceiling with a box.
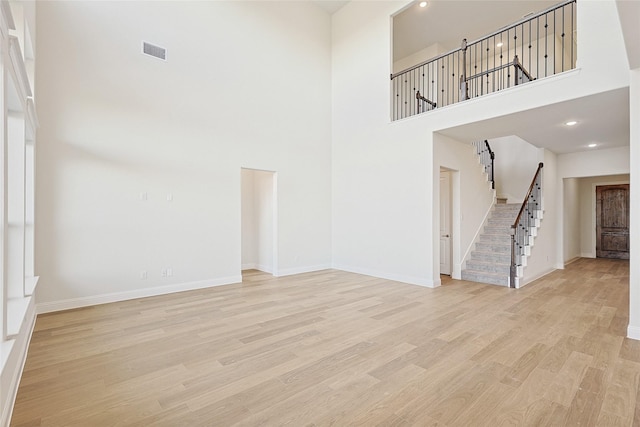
[393,0,559,61]
[438,87,630,155]
[311,0,348,14]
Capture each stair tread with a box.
[463,197,531,287]
[471,250,510,255]
[462,269,507,277]
[467,259,510,266]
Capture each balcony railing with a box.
[391,0,576,121]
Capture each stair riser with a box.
[461,271,509,286]
[491,212,518,219]
[484,226,512,234]
[471,251,511,263]
[480,234,511,243]
[475,242,510,253]
[487,218,514,228]
[465,261,510,274]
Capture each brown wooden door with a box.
[596,184,629,259]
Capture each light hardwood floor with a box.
[11,258,639,426]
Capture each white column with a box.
[628,68,640,339]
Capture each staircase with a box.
[461,203,521,286]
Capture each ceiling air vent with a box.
[142,41,166,61]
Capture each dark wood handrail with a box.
[513,55,534,83]
[511,162,544,231]
[484,140,494,159]
[510,162,544,287]
[484,140,495,189]
[416,90,436,108]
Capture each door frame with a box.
[440,170,452,275]
[439,167,461,279]
[591,180,629,258]
[240,167,278,276]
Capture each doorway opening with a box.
[241,168,278,275]
[440,169,452,276]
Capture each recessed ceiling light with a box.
[419,1,428,7]
[588,143,597,148]
[565,120,578,126]
[496,42,503,47]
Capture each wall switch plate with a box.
[140,270,147,279]
[166,267,173,277]
[140,192,148,201]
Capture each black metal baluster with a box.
[528,20,532,79]
[431,63,435,109]
[545,13,548,77]
[571,1,574,68]
[562,5,565,72]
[394,77,397,120]
[421,65,425,108]
[553,8,556,74]
[411,70,415,116]
[537,16,540,79]
[393,78,397,120]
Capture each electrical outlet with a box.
[140,270,147,280]
[166,267,173,277]
[161,268,167,278]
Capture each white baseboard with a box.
[562,257,581,268]
[241,263,257,270]
[332,263,439,288]
[519,267,556,287]
[256,264,274,274]
[628,325,640,341]
[1,298,37,427]
[276,264,332,277]
[581,252,596,259]
[36,275,243,314]
[452,263,462,280]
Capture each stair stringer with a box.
[513,207,545,289]
[451,143,497,279]
[459,143,497,273]
[460,197,496,273]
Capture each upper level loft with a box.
[391,0,577,121]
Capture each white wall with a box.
[434,133,495,279]
[558,146,630,178]
[490,135,541,203]
[333,0,629,288]
[563,177,581,262]
[393,43,445,74]
[35,1,332,310]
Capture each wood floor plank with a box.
[599,359,640,420]
[10,258,634,426]
[544,350,593,406]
